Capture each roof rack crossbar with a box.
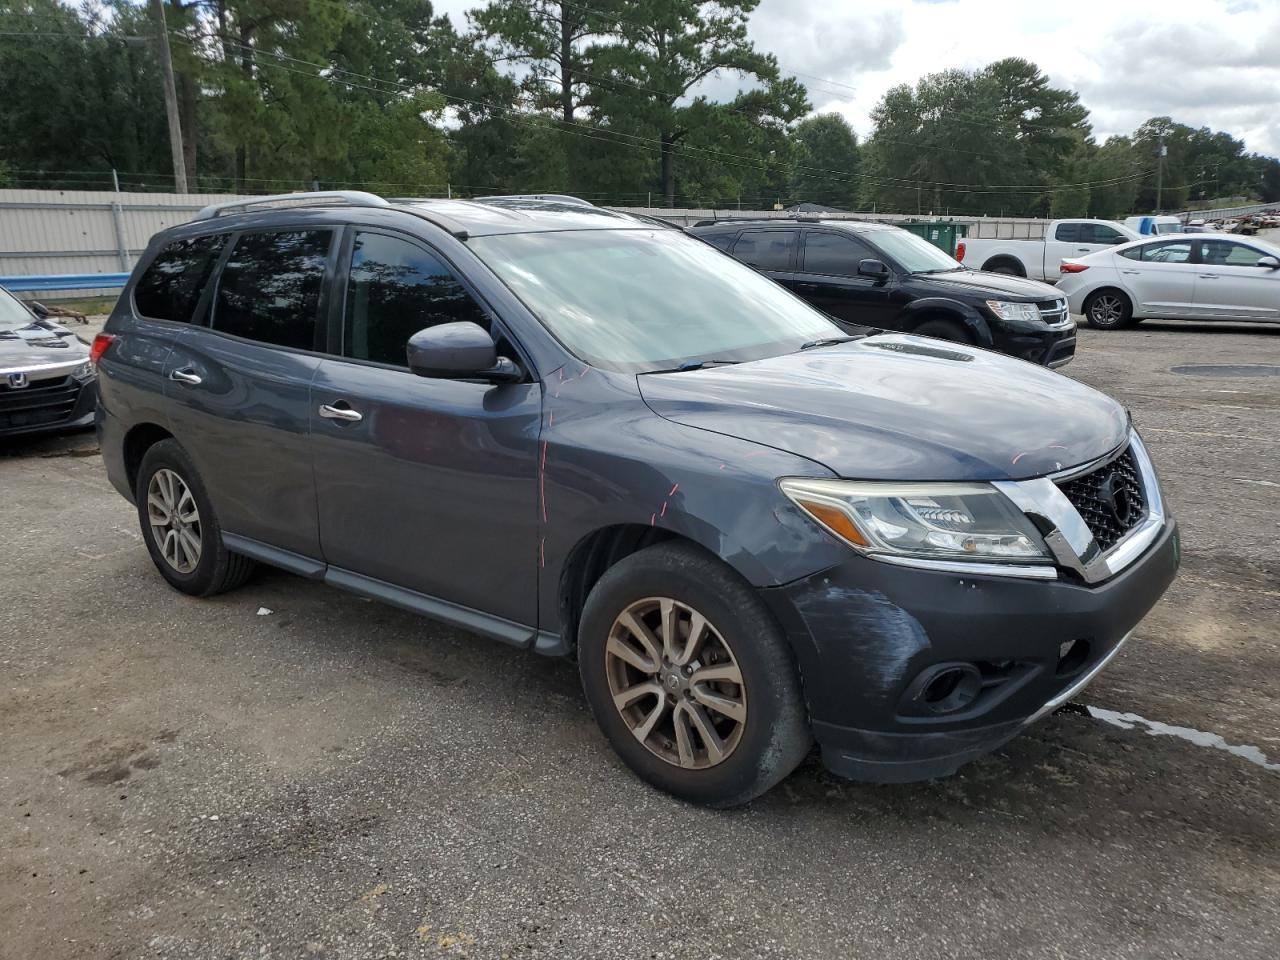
[192,190,391,221]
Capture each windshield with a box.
[870,229,962,273]
[468,229,839,372]
[1155,223,1184,234]
[0,286,36,332]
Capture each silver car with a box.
[1058,234,1280,329]
[0,285,97,437]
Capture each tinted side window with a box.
[344,232,488,367]
[213,230,332,350]
[733,230,794,271]
[802,232,875,276]
[1054,222,1080,242]
[134,234,227,322]
[1140,241,1192,264]
[1081,224,1125,244]
[699,232,738,252]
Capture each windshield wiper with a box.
[799,335,862,351]
[645,359,742,374]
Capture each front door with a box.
[162,227,335,559]
[309,229,540,626]
[1191,238,1280,321]
[791,229,894,329]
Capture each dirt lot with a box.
[2,319,1278,959]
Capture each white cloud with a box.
[432,0,1280,155]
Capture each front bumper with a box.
[761,519,1179,783]
[0,371,96,438]
[989,317,1077,368]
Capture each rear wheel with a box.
[1083,289,1133,330]
[984,260,1024,277]
[912,318,973,344]
[577,543,810,807]
[135,439,255,597]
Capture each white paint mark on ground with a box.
[1086,706,1280,773]
[1231,477,1279,488]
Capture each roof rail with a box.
[477,194,594,207]
[192,190,390,221]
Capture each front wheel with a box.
[135,439,256,597]
[577,543,811,807]
[1083,290,1133,330]
[912,318,974,344]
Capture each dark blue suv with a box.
[94,193,1179,805]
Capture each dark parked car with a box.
[95,193,1178,805]
[689,218,1077,368]
[0,284,96,438]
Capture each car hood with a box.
[916,269,1062,301]
[0,320,87,369]
[638,335,1128,482]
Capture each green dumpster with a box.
[898,222,968,256]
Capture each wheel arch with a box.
[980,255,1027,277]
[899,299,994,346]
[122,422,175,496]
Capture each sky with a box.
[432,0,1280,157]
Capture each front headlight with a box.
[72,361,95,380]
[780,478,1052,564]
[985,300,1041,323]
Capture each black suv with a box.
[689,219,1076,368]
[94,193,1176,806]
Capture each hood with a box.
[0,320,88,369]
[638,335,1128,482]
[917,269,1063,301]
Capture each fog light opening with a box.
[1056,639,1091,678]
[912,663,983,715]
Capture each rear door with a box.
[163,227,336,559]
[1116,238,1198,318]
[1191,238,1280,321]
[791,229,895,328]
[308,228,540,625]
[729,228,798,290]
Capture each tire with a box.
[912,318,974,344]
[577,542,811,807]
[1082,289,1133,330]
[134,439,256,597]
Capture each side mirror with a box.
[406,321,521,382]
[1256,256,1280,270]
[857,258,891,283]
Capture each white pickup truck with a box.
[956,218,1140,281]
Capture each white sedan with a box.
[1058,234,1280,329]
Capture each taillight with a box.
[90,332,116,366]
[955,241,966,262]
[1060,262,1089,274]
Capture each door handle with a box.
[1198,274,1218,279]
[1076,247,1091,252]
[168,368,202,386]
[318,402,363,423]
[1121,269,1140,275]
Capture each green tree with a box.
[590,0,790,206]
[788,113,859,208]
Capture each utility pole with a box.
[149,0,188,194]
[1155,130,1166,213]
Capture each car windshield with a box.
[0,287,36,332]
[869,229,962,273]
[468,228,839,372]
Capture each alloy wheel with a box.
[146,468,202,574]
[1090,295,1124,325]
[604,597,747,769]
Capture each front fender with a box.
[899,298,994,347]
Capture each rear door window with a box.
[1140,240,1193,264]
[212,230,333,350]
[802,231,876,276]
[134,234,227,322]
[732,230,795,271]
[699,232,738,252]
[1054,222,1081,242]
[343,231,489,367]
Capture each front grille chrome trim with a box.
[995,429,1167,585]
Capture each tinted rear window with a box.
[213,230,332,350]
[134,234,227,322]
[732,230,795,271]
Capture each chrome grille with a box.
[1055,446,1147,551]
[1037,298,1070,327]
[0,375,81,430]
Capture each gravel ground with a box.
[2,314,1278,960]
